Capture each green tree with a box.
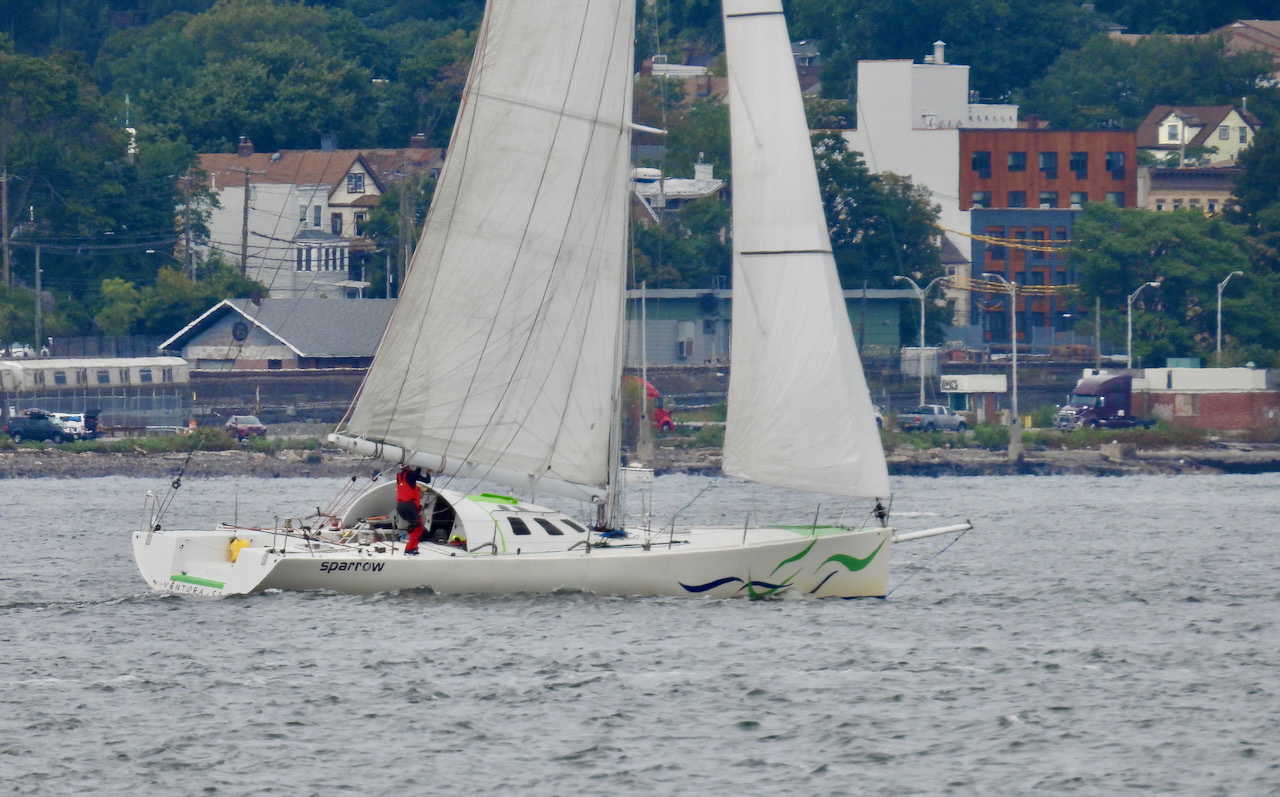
[1069,203,1277,365]
[1018,34,1280,130]
[95,277,143,335]
[631,195,730,289]
[812,133,941,289]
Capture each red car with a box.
[225,415,267,440]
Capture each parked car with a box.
[3,342,35,358]
[3,409,70,443]
[51,413,93,440]
[225,415,267,440]
[898,404,967,432]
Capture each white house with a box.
[199,138,442,299]
[1136,105,1261,166]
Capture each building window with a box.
[1173,199,1182,209]
[1105,151,1126,179]
[1069,152,1088,179]
[1030,230,1046,259]
[1008,191,1026,208]
[296,249,304,271]
[1208,201,1217,213]
[1039,191,1058,208]
[1156,201,1165,211]
[305,247,312,271]
[96,370,110,384]
[161,367,173,383]
[354,212,367,236]
[989,243,1006,261]
[1167,124,1180,142]
[971,191,992,208]
[54,371,67,385]
[1189,198,1200,209]
[1219,125,1230,140]
[120,368,131,384]
[971,150,991,175]
[139,368,153,383]
[331,213,343,235]
[298,203,307,222]
[1039,152,1058,179]
[1106,192,1126,207]
[1008,151,1026,172]
[1239,126,1248,143]
[1070,191,1088,207]
[268,359,282,370]
[347,173,365,193]
[312,205,322,227]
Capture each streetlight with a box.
[1217,270,1244,365]
[982,272,1020,459]
[1126,281,1161,370]
[893,275,947,405]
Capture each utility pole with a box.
[2,167,9,288]
[182,169,195,280]
[34,245,42,345]
[227,165,264,277]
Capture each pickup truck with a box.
[898,404,967,432]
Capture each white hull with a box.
[132,485,894,599]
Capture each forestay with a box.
[720,0,891,499]
[341,0,635,498]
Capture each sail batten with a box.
[721,0,891,499]
[342,0,635,497]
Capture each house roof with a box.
[199,146,444,198]
[1136,105,1262,149]
[1213,20,1280,61]
[161,299,396,358]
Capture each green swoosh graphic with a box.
[770,538,817,576]
[819,538,886,572]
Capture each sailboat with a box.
[132,0,970,599]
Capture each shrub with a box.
[972,423,1009,450]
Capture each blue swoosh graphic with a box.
[679,576,744,593]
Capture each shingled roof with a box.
[1136,105,1262,149]
[161,299,396,358]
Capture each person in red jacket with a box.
[396,464,430,555]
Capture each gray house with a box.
[160,299,395,370]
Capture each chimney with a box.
[237,137,254,157]
[320,133,336,152]
[694,162,713,181]
[933,41,946,65]
[410,133,428,149]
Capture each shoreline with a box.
[4,443,1280,480]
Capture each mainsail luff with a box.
[721,0,891,499]
[343,0,636,498]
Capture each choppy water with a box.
[2,472,1278,795]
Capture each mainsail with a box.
[721,0,891,499]
[341,0,636,500]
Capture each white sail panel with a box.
[344,0,634,494]
[721,0,891,499]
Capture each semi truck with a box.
[1054,373,1153,430]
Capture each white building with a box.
[841,42,1019,325]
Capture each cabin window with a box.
[120,368,131,384]
[563,520,587,534]
[508,518,531,536]
[534,519,565,536]
[96,370,110,384]
[139,368,153,383]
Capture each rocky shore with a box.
[4,441,1280,480]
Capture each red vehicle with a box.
[225,415,267,440]
[627,377,674,431]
